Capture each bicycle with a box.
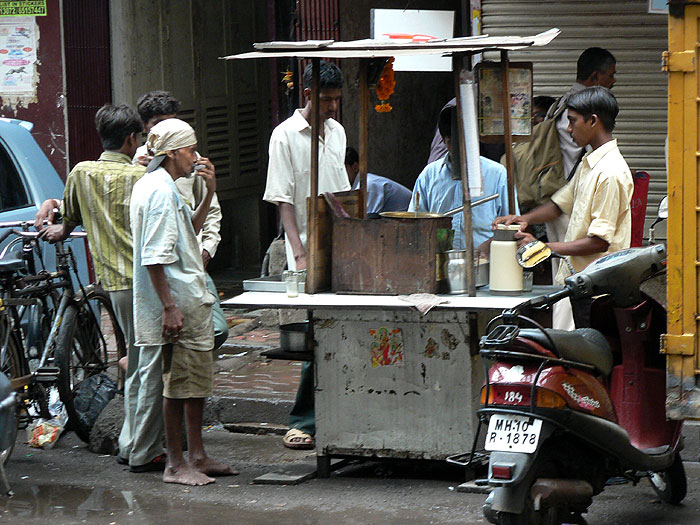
[0,220,126,446]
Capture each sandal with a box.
[283,428,315,450]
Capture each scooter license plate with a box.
[484,414,542,453]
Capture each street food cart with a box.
[222,30,560,475]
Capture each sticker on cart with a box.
[424,337,439,358]
[369,327,404,367]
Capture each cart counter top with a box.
[222,285,560,311]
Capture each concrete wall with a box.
[339,0,462,190]
[110,0,272,273]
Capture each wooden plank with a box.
[332,216,452,294]
[500,50,516,215]
[306,190,363,293]
[306,57,322,292]
[359,58,370,219]
[454,56,476,297]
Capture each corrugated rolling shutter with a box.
[481,0,668,230]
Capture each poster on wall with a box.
[371,9,454,72]
[0,16,37,96]
[0,1,46,17]
[477,61,533,139]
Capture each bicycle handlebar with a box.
[0,219,44,229]
[10,230,87,239]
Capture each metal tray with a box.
[243,274,306,294]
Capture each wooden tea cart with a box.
[223,30,560,475]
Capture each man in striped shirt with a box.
[37,105,167,473]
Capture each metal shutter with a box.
[481,0,668,229]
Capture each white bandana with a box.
[145,118,197,172]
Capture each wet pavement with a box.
[2,429,699,524]
[71,270,695,523]
[214,326,300,400]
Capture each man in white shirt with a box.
[263,61,349,449]
[263,61,349,271]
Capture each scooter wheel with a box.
[649,453,687,505]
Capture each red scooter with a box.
[473,243,685,524]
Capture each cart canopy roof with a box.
[222,28,559,60]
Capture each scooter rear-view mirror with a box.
[648,196,668,244]
[657,196,668,220]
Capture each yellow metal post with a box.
[664,1,700,419]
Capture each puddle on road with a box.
[0,484,268,524]
[0,484,365,525]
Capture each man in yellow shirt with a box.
[493,86,633,329]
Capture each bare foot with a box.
[163,464,215,486]
[191,456,238,477]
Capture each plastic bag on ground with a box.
[73,373,117,430]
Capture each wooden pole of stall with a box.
[306,57,321,292]
[359,59,369,218]
[453,54,476,297]
[500,50,516,215]
[310,57,321,211]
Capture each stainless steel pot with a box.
[443,250,489,293]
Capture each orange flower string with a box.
[374,58,395,113]
[281,69,294,95]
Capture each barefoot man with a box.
[130,118,234,485]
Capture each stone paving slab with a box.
[203,308,299,426]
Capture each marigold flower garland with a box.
[375,58,395,113]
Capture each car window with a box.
[0,142,29,212]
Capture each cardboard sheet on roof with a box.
[222,29,560,60]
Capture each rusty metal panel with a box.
[297,0,339,41]
[332,216,452,295]
[314,308,489,459]
[63,0,111,169]
[665,3,700,419]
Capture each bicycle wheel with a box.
[0,327,23,465]
[55,289,126,442]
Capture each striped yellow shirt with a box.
[62,151,145,291]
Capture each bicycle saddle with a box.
[0,251,24,274]
[518,328,613,376]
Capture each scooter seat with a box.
[518,328,613,376]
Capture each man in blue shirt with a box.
[409,105,518,255]
[344,146,412,215]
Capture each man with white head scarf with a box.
[130,118,234,485]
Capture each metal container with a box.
[243,275,306,294]
[280,322,309,353]
[445,250,468,294]
[444,250,489,293]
